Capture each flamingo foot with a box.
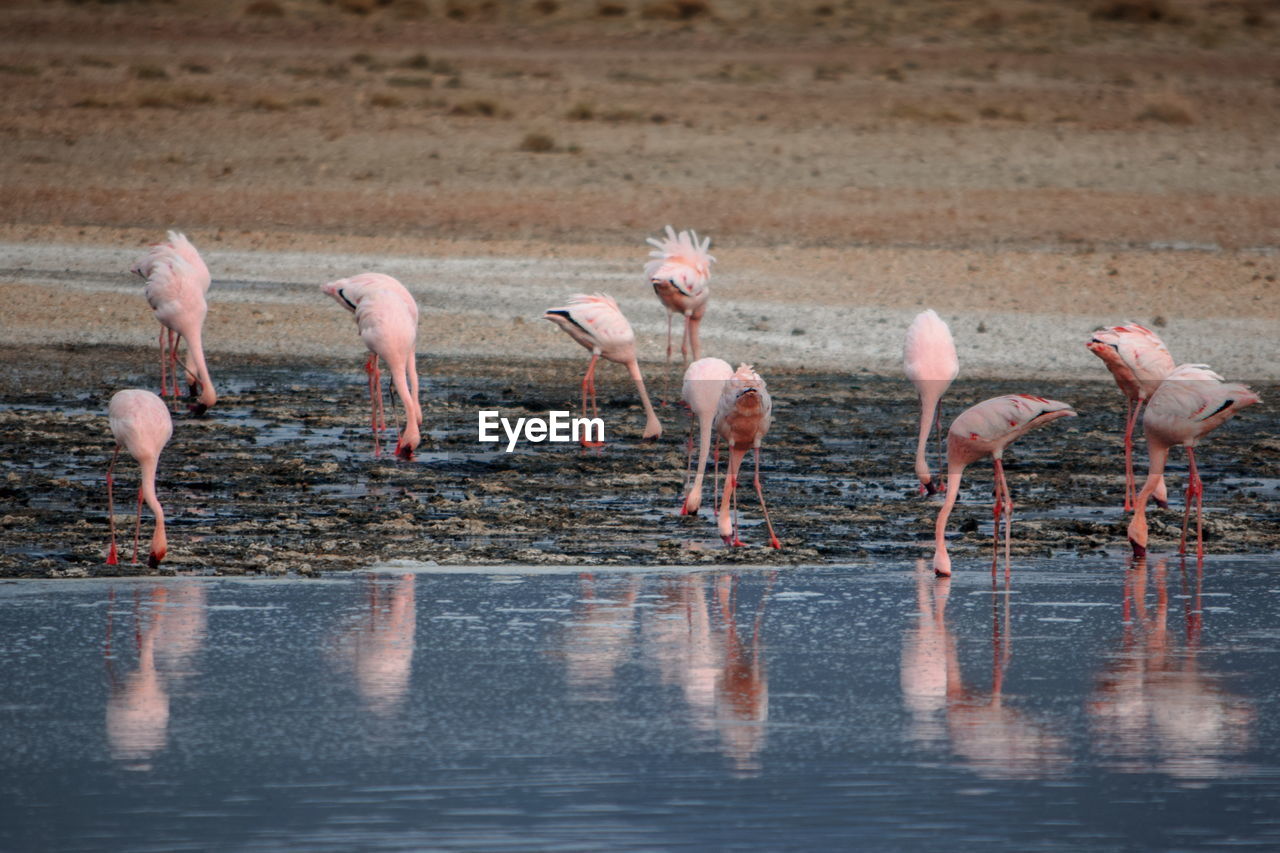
[579,439,606,448]
[768,535,782,550]
[106,543,118,566]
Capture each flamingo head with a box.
[1127,513,1148,558]
[933,549,952,578]
[1086,338,1125,369]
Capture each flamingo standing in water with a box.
[715,364,781,549]
[106,389,173,568]
[680,357,733,515]
[544,293,662,444]
[131,231,217,415]
[647,226,715,392]
[1087,323,1176,511]
[322,273,422,459]
[932,394,1076,577]
[904,309,959,495]
[1127,364,1260,563]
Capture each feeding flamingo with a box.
[131,231,217,415]
[1127,364,1260,563]
[1086,323,1176,511]
[544,293,662,444]
[680,357,734,515]
[904,309,959,495]
[322,273,422,459]
[932,394,1076,577]
[715,364,781,549]
[106,389,173,568]
[646,226,715,389]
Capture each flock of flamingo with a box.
[103,229,1261,576]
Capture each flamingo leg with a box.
[990,467,1004,573]
[933,405,945,491]
[680,312,691,364]
[580,353,603,447]
[106,446,120,565]
[713,440,721,516]
[995,458,1014,580]
[169,330,182,400]
[1123,398,1141,512]
[663,312,673,405]
[158,328,168,400]
[752,448,781,549]
[683,404,694,496]
[1179,447,1205,563]
[365,353,384,456]
[133,486,143,566]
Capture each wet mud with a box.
[1,344,1276,578]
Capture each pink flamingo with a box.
[1127,364,1260,563]
[904,309,959,495]
[1086,323,1176,511]
[106,389,173,568]
[322,273,422,459]
[932,394,1076,577]
[131,231,217,415]
[681,356,733,515]
[715,364,781,549]
[544,293,662,444]
[647,226,715,387]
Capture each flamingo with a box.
[715,364,781,549]
[1086,323,1176,511]
[1127,364,1260,563]
[932,394,1077,577]
[322,273,422,459]
[106,389,173,569]
[544,293,662,443]
[646,226,715,392]
[131,231,217,415]
[904,309,959,495]
[680,357,733,515]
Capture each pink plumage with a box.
[106,389,173,568]
[933,394,1077,577]
[713,364,781,549]
[903,309,959,493]
[544,293,662,442]
[680,357,734,515]
[646,226,715,382]
[1086,322,1177,511]
[322,273,422,459]
[132,231,217,415]
[1128,364,1261,562]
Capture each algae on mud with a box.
[0,344,1276,578]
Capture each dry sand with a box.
[1,0,1277,383]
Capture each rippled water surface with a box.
[4,556,1280,851]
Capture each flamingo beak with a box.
[188,402,209,417]
[1128,539,1146,558]
[148,551,164,569]
[924,480,939,496]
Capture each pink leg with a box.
[753,448,782,549]
[1123,398,1141,512]
[580,354,604,447]
[663,312,673,405]
[995,459,1014,579]
[713,441,721,516]
[133,486,143,566]
[158,328,168,399]
[106,446,120,565]
[1180,447,1205,563]
[365,354,383,456]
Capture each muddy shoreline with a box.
[1,344,1275,578]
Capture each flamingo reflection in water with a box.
[900,560,1068,779]
[331,574,418,717]
[1087,557,1254,778]
[562,573,772,774]
[104,583,208,768]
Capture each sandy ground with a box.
[0,1,1276,574]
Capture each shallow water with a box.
[4,555,1280,850]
